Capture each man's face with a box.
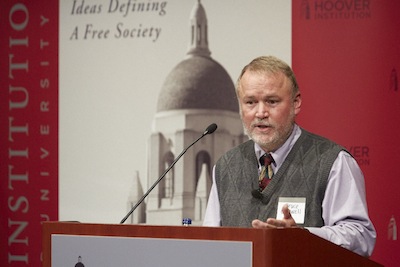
[237,70,301,152]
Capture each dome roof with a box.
[157,56,238,112]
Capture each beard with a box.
[243,112,295,152]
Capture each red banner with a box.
[0,1,59,266]
[292,0,399,266]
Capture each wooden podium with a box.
[42,222,382,267]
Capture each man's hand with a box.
[252,204,298,228]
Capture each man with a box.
[203,55,376,257]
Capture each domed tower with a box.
[146,0,245,225]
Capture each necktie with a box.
[258,153,274,191]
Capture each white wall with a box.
[59,0,292,223]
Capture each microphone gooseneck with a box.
[120,123,218,224]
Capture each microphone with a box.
[203,123,217,135]
[251,189,263,199]
[120,123,218,224]
[252,189,271,204]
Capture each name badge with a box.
[276,197,306,224]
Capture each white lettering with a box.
[8,117,29,142]
[40,190,50,201]
[9,85,29,110]
[9,3,29,31]
[40,148,49,159]
[8,219,29,245]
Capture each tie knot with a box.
[260,153,274,166]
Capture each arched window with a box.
[160,152,174,200]
[194,151,211,220]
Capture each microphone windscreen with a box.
[204,123,218,135]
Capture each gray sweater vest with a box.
[215,129,344,227]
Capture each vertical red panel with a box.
[293,0,399,266]
[0,1,59,266]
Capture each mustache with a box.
[250,120,273,128]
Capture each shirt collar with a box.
[254,124,301,172]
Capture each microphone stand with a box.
[120,123,217,224]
